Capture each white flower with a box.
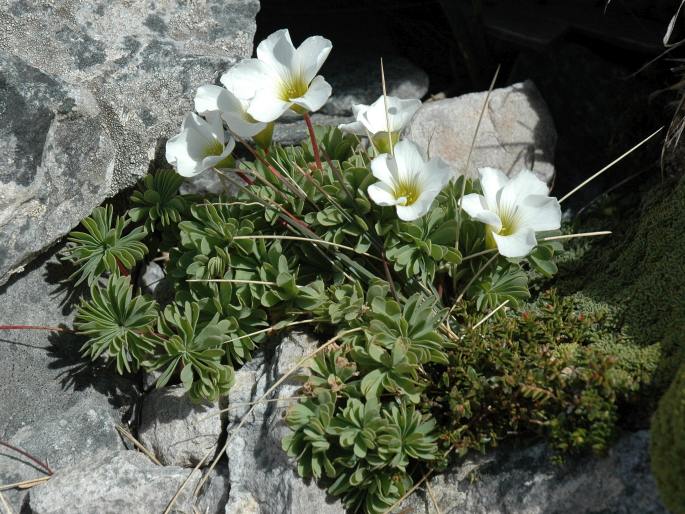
[367,140,453,221]
[339,95,421,153]
[461,167,561,258]
[194,84,267,139]
[165,112,235,178]
[228,29,332,122]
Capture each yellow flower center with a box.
[279,74,309,101]
[394,179,420,206]
[203,138,224,158]
[372,132,400,154]
[485,203,519,248]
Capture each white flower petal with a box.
[517,194,561,232]
[256,28,296,78]
[386,97,421,132]
[338,120,365,135]
[368,182,398,206]
[291,75,332,113]
[492,227,537,258]
[422,156,454,192]
[202,138,235,170]
[194,85,235,115]
[478,167,509,210]
[370,153,399,187]
[393,139,426,184]
[351,103,369,118]
[359,96,388,133]
[295,35,332,83]
[221,59,272,101]
[247,87,292,122]
[181,112,223,144]
[461,194,503,231]
[165,129,206,177]
[224,112,266,138]
[499,169,549,210]
[396,190,436,221]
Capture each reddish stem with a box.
[303,112,323,170]
[236,171,253,185]
[0,325,73,333]
[0,441,54,475]
[116,259,129,276]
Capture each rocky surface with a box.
[406,80,557,184]
[399,431,667,514]
[224,332,345,514]
[0,0,259,285]
[320,54,429,116]
[138,385,223,468]
[0,396,125,512]
[0,247,138,440]
[273,113,353,146]
[27,450,202,514]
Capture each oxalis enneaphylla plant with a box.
[48,28,659,513]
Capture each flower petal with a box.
[220,59,271,101]
[461,194,502,231]
[224,112,267,138]
[295,35,332,83]
[291,75,332,113]
[492,227,537,258]
[370,153,399,188]
[368,182,398,206]
[247,87,292,122]
[478,167,509,211]
[396,190,437,221]
[256,28,296,78]
[195,85,235,115]
[165,129,206,177]
[422,156,454,192]
[202,137,235,170]
[393,139,426,184]
[499,169,549,210]
[182,112,223,144]
[338,120,365,135]
[386,97,421,132]
[516,194,561,232]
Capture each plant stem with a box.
[0,441,53,475]
[303,112,323,170]
[0,325,72,333]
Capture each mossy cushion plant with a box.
[59,28,664,513]
[651,363,685,514]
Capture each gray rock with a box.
[180,171,232,196]
[0,52,115,286]
[0,246,138,440]
[138,385,223,468]
[0,396,125,511]
[406,80,557,184]
[28,450,202,514]
[273,114,353,146]
[139,261,165,297]
[320,54,429,116]
[196,464,230,514]
[224,332,344,514]
[0,0,259,285]
[398,431,667,514]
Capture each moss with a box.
[651,363,685,514]
[424,290,660,460]
[555,173,685,392]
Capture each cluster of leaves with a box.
[62,127,637,513]
[284,292,446,512]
